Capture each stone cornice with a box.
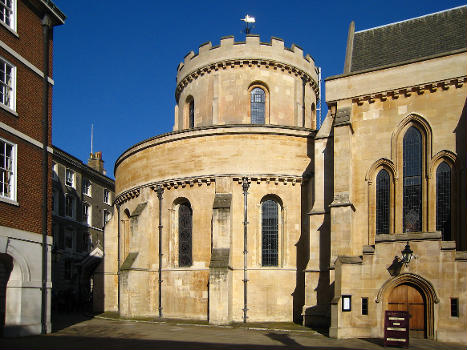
[114,174,306,205]
[175,58,319,101]
[351,77,466,106]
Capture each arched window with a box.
[261,199,278,266]
[403,126,422,232]
[436,162,451,240]
[178,201,192,266]
[376,169,390,234]
[250,87,265,124]
[188,99,194,128]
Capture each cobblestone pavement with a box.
[0,314,465,350]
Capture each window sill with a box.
[0,103,18,117]
[0,21,19,38]
[0,196,19,206]
[375,231,441,243]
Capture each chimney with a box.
[88,151,105,174]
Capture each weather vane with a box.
[241,14,255,34]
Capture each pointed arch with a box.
[366,158,396,242]
[391,114,432,233]
[376,273,438,339]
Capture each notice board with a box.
[384,310,409,348]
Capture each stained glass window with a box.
[403,127,422,232]
[251,87,265,124]
[262,199,278,266]
[179,202,192,266]
[376,169,390,234]
[436,162,451,240]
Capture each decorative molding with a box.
[176,58,319,101]
[114,188,140,206]
[233,175,303,186]
[352,77,466,105]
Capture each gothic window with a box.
[178,201,192,266]
[188,99,194,128]
[436,162,451,240]
[403,126,422,232]
[250,87,265,124]
[262,199,278,266]
[376,169,390,234]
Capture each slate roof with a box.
[350,6,467,73]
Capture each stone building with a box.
[305,6,466,343]
[0,0,64,336]
[102,6,466,344]
[51,147,114,312]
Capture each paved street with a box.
[0,314,465,349]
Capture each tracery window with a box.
[436,161,451,240]
[376,169,390,234]
[261,199,278,266]
[403,126,422,232]
[250,87,265,124]
[178,201,192,266]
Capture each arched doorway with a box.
[388,283,426,338]
[0,253,13,337]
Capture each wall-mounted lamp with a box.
[400,241,414,267]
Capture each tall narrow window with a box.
[0,57,15,110]
[403,127,422,232]
[0,0,15,31]
[262,199,278,266]
[189,99,194,128]
[179,201,192,266]
[251,87,265,124]
[376,169,390,234]
[436,162,451,240]
[0,138,15,200]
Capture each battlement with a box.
[176,35,318,86]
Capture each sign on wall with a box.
[384,310,409,348]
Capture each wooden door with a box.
[388,284,425,338]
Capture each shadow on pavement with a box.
[51,312,94,332]
[0,335,360,350]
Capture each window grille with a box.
[179,202,192,266]
[376,169,390,234]
[262,199,278,266]
[251,87,265,124]
[436,162,451,240]
[403,127,422,232]
[451,298,459,317]
[362,297,368,315]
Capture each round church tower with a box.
[105,35,319,324]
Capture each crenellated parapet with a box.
[176,35,319,101]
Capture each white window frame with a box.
[0,137,16,202]
[65,168,75,188]
[0,0,17,33]
[52,161,58,181]
[103,188,110,205]
[103,209,111,226]
[65,194,75,218]
[82,178,92,196]
[0,56,16,111]
[82,202,91,226]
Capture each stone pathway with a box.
[0,315,465,349]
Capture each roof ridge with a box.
[354,5,466,34]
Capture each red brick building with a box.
[0,0,64,336]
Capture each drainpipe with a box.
[156,186,164,318]
[116,203,121,313]
[242,177,250,323]
[41,14,51,335]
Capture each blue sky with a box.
[51,1,465,178]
